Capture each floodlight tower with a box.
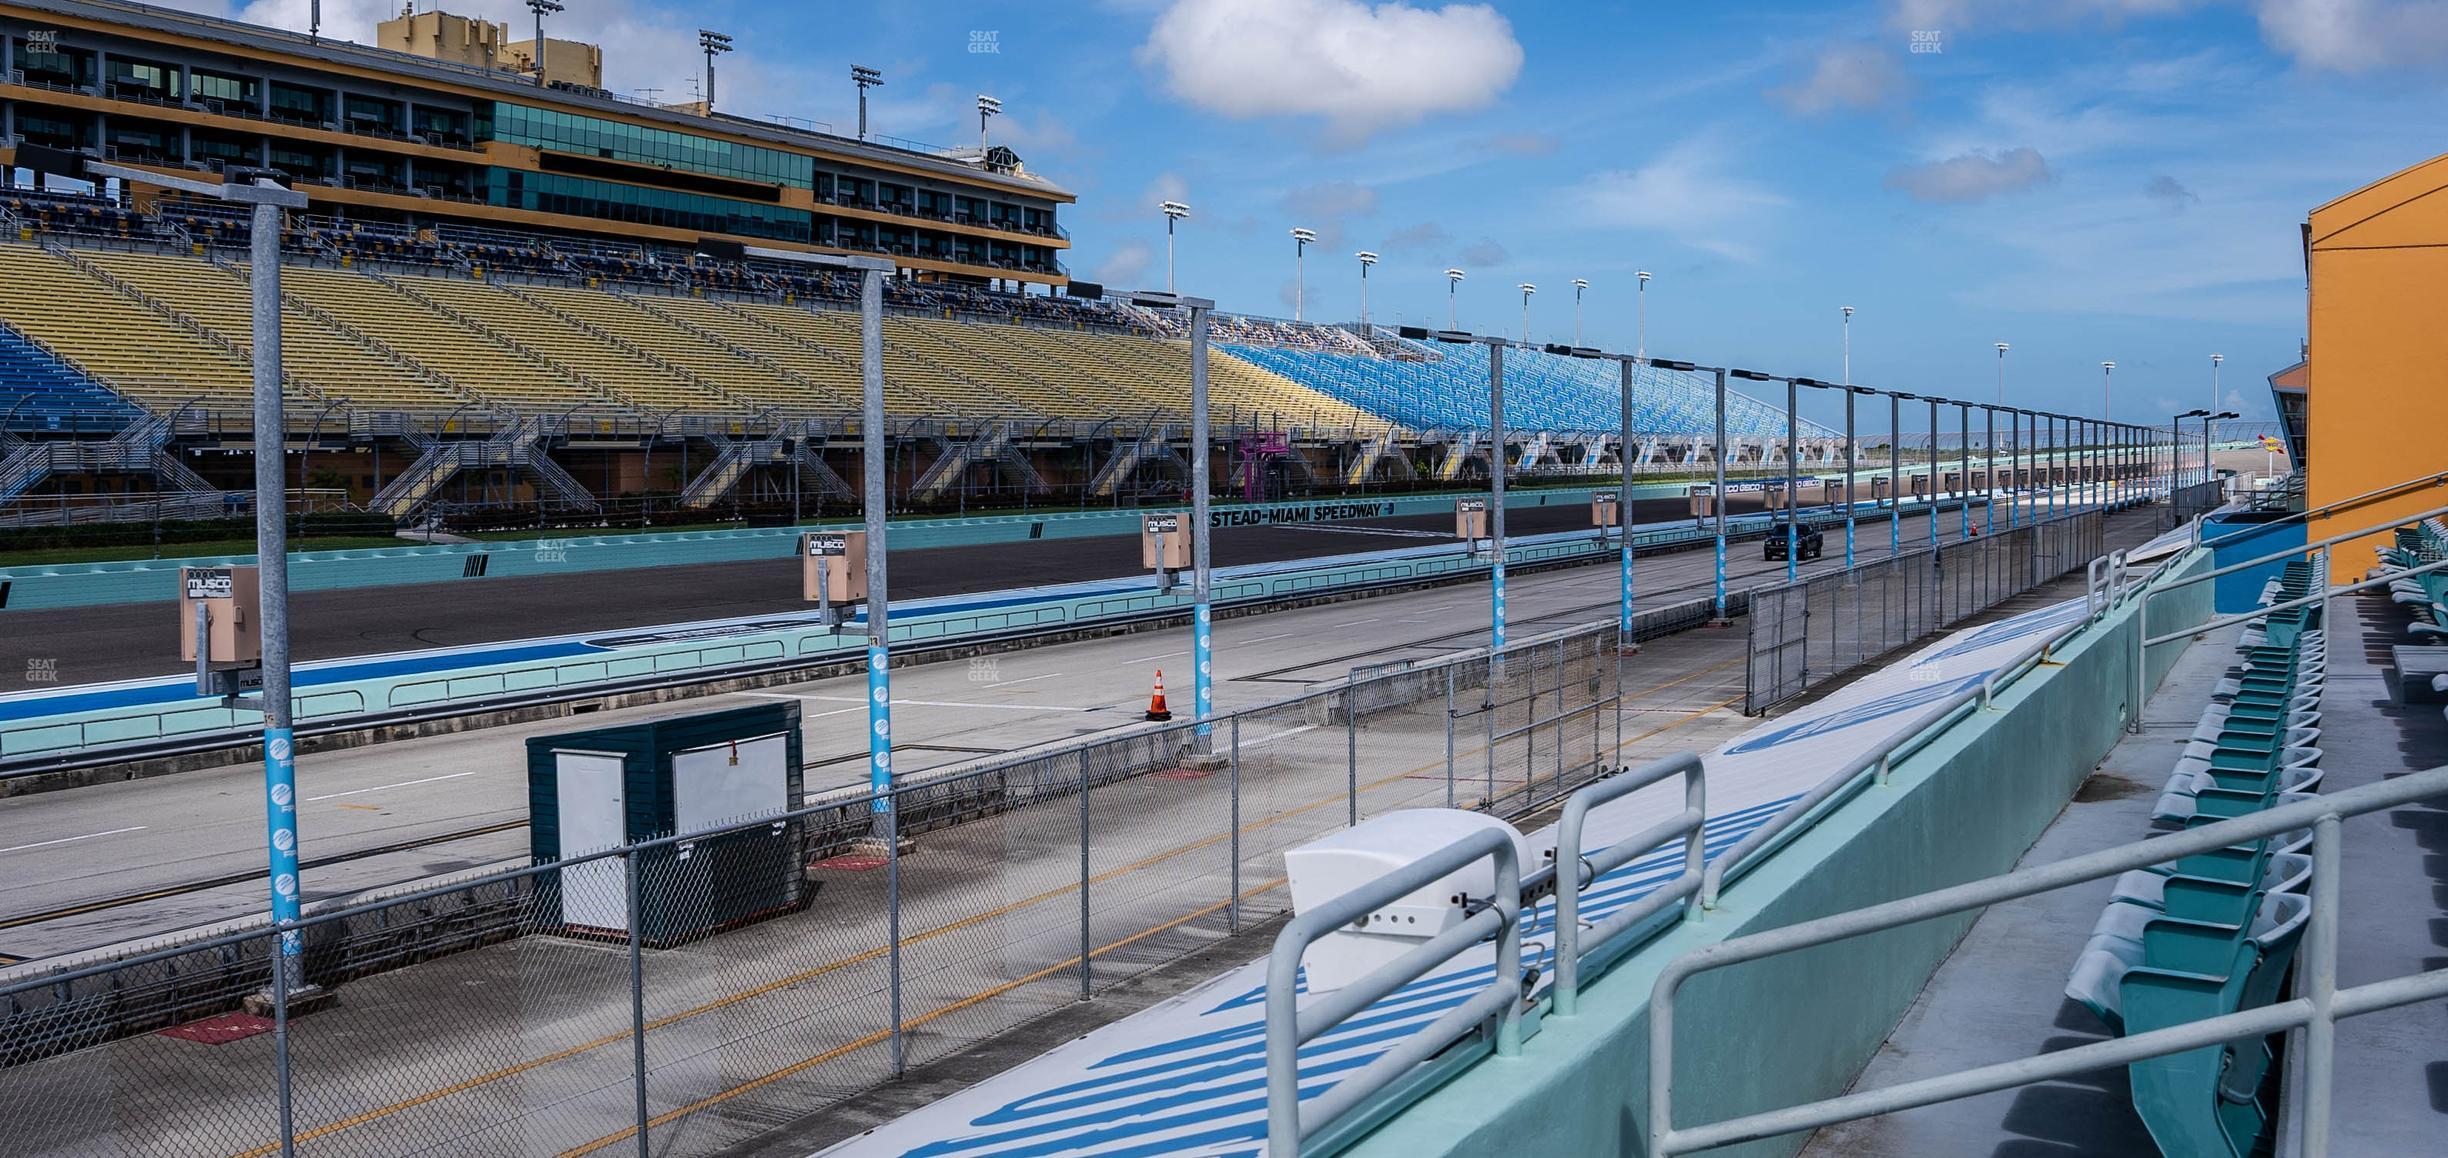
[1571,278,1589,346]
[698,30,733,112]
[975,94,1000,151]
[1290,228,1317,322]
[1634,270,1652,361]
[1445,268,1465,329]
[1840,305,1855,385]
[524,0,562,86]
[1355,251,1378,331]
[1160,200,1191,293]
[852,65,884,140]
[1517,282,1535,345]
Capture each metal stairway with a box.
[1086,424,1183,500]
[911,420,1049,504]
[369,417,596,518]
[0,412,206,506]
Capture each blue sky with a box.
[200,0,2448,429]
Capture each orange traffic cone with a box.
[1144,669,1173,721]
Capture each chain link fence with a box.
[0,620,1630,1156]
[2165,477,2229,530]
[1743,509,2104,714]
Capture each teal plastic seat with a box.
[2121,892,2311,1158]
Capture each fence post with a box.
[1079,747,1092,999]
[625,849,649,1157]
[1345,683,1359,826]
[888,784,904,1077]
[1444,666,1457,810]
[273,917,295,1158]
[1228,715,1241,936]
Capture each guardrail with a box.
[1647,763,2448,1156]
[0,496,1949,775]
[1263,827,1524,1157]
[1551,751,1707,1016]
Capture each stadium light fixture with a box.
[975,93,1001,152]
[1571,278,1589,346]
[1634,270,1652,362]
[1517,282,1535,345]
[524,0,563,86]
[1444,268,1465,329]
[852,65,884,140]
[698,30,733,111]
[1289,228,1317,322]
[1840,305,1855,387]
[1160,200,1191,294]
[1355,251,1378,331]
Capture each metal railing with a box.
[1743,507,2106,713]
[1263,827,1523,1156]
[1647,764,2448,1156]
[1551,751,1707,1016]
[0,618,1631,1157]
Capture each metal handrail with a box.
[1649,763,2448,1157]
[2141,553,2448,649]
[1264,826,1523,1157]
[1551,751,1707,1016]
[2191,467,2448,553]
[2151,498,2448,597]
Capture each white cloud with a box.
[1283,180,1381,220]
[2145,173,2200,210]
[1771,42,1909,115]
[1565,139,1789,259]
[2255,0,2448,72]
[1138,0,1524,143]
[1095,241,1154,288]
[1885,147,2054,202]
[1460,237,1508,266]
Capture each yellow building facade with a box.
[2304,152,2448,557]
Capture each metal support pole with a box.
[1346,685,1359,826]
[243,193,305,1157]
[1887,393,1901,559]
[1927,397,1940,551]
[1958,402,1971,540]
[1619,358,1636,640]
[1843,388,1857,568]
[1713,368,1728,618]
[1984,405,1996,537]
[1784,377,1799,581]
[1489,341,1508,654]
[625,850,649,1158]
[2303,812,2341,1156]
[1228,715,1242,934]
[1078,747,1092,999]
[1190,303,1214,748]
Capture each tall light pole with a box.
[524,0,562,86]
[1289,228,1316,322]
[1926,395,1941,549]
[974,93,1000,152]
[1889,392,1904,558]
[1841,305,1855,386]
[1160,200,1190,294]
[1634,270,1652,361]
[1958,401,1971,539]
[1517,282,1535,345]
[2210,353,2224,433]
[698,29,733,111]
[852,65,884,140]
[1445,268,1464,330]
[1571,278,1589,347]
[1844,385,1869,567]
[1355,251,1378,331]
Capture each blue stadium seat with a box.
[0,321,143,432]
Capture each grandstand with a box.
[0,188,1802,520]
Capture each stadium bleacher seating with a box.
[0,186,1755,441]
[0,322,143,432]
[2061,556,2330,1158]
[1223,332,1802,437]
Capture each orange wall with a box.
[2304,153,2448,558]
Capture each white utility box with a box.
[1282,809,1529,993]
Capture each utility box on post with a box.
[527,703,809,948]
[1142,512,1191,571]
[801,530,867,604]
[1454,497,1489,542]
[1590,491,1620,528]
[178,565,261,664]
[1686,485,1719,518]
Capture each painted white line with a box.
[306,771,476,802]
[1237,632,1301,645]
[984,671,1067,686]
[790,694,1090,712]
[1335,617,1383,628]
[1236,724,1321,751]
[1122,651,1186,665]
[0,825,148,855]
